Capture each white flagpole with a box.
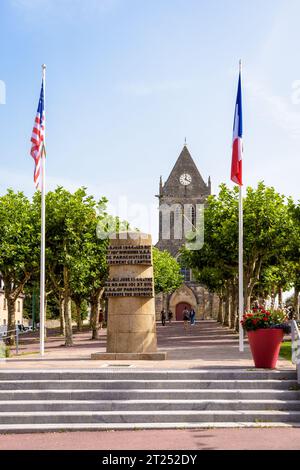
[39,64,46,356]
[238,59,244,352]
[238,184,244,351]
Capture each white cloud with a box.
[0,81,6,105]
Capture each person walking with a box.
[160,309,167,326]
[190,308,196,325]
[183,306,190,331]
[98,308,104,330]
[167,310,173,324]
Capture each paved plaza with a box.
[0,320,293,370]
[1,427,300,450]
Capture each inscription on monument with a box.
[107,245,152,265]
[105,277,154,297]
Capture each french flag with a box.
[231,69,243,186]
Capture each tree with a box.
[243,182,290,309]
[182,182,294,330]
[84,214,131,340]
[152,248,183,294]
[0,190,39,344]
[287,199,300,318]
[41,187,108,346]
[181,185,238,328]
[69,207,109,340]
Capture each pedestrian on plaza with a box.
[168,310,173,324]
[98,308,104,330]
[190,308,196,325]
[183,306,190,331]
[161,309,167,326]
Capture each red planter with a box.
[247,328,284,369]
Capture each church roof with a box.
[161,145,210,198]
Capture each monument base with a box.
[91,352,167,361]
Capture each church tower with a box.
[156,144,211,257]
[155,144,217,322]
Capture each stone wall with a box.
[155,285,219,321]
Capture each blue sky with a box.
[0,0,299,242]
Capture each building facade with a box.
[155,145,219,320]
[0,278,24,327]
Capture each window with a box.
[3,298,6,310]
[180,267,191,283]
[17,301,20,313]
[177,254,191,283]
[191,205,196,228]
[3,319,6,326]
[174,205,183,240]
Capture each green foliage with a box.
[0,343,11,358]
[241,307,288,331]
[182,182,298,309]
[153,248,183,294]
[0,190,40,341]
[0,186,131,344]
[0,190,39,289]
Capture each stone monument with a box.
[91,232,166,360]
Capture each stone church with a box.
[155,144,219,321]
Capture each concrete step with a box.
[0,368,297,432]
[0,421,300,433]
[0,388,299,401]
[0,410,300,424]
[0,369,296,381]
[0,379,297,390]
[0,399,299,412]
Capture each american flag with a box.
[30,81,45,189]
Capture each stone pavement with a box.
[0,428,300,450]
[0,320,293,369]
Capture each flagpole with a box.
[39,64,46,356]
[238,59,244,352]
[239,184,244,351]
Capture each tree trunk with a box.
[245,257,263,312]
[223,284,231,327]
[294,287,300,320]
[208,293,214,318]
[230,283,238,330]
[6,295,16,346]
[63,295,73,347]
[270,287,276,309]
[63,264,73,346]
[59,297,65,336]
[278,287,283,309]
[90,297,100,340]
[75,299,83,332]
[90,288,104,340]
[44,297,47,339]
[217,295,224,323]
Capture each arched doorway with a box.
[176,302,191,321]
[169,285,197,321]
